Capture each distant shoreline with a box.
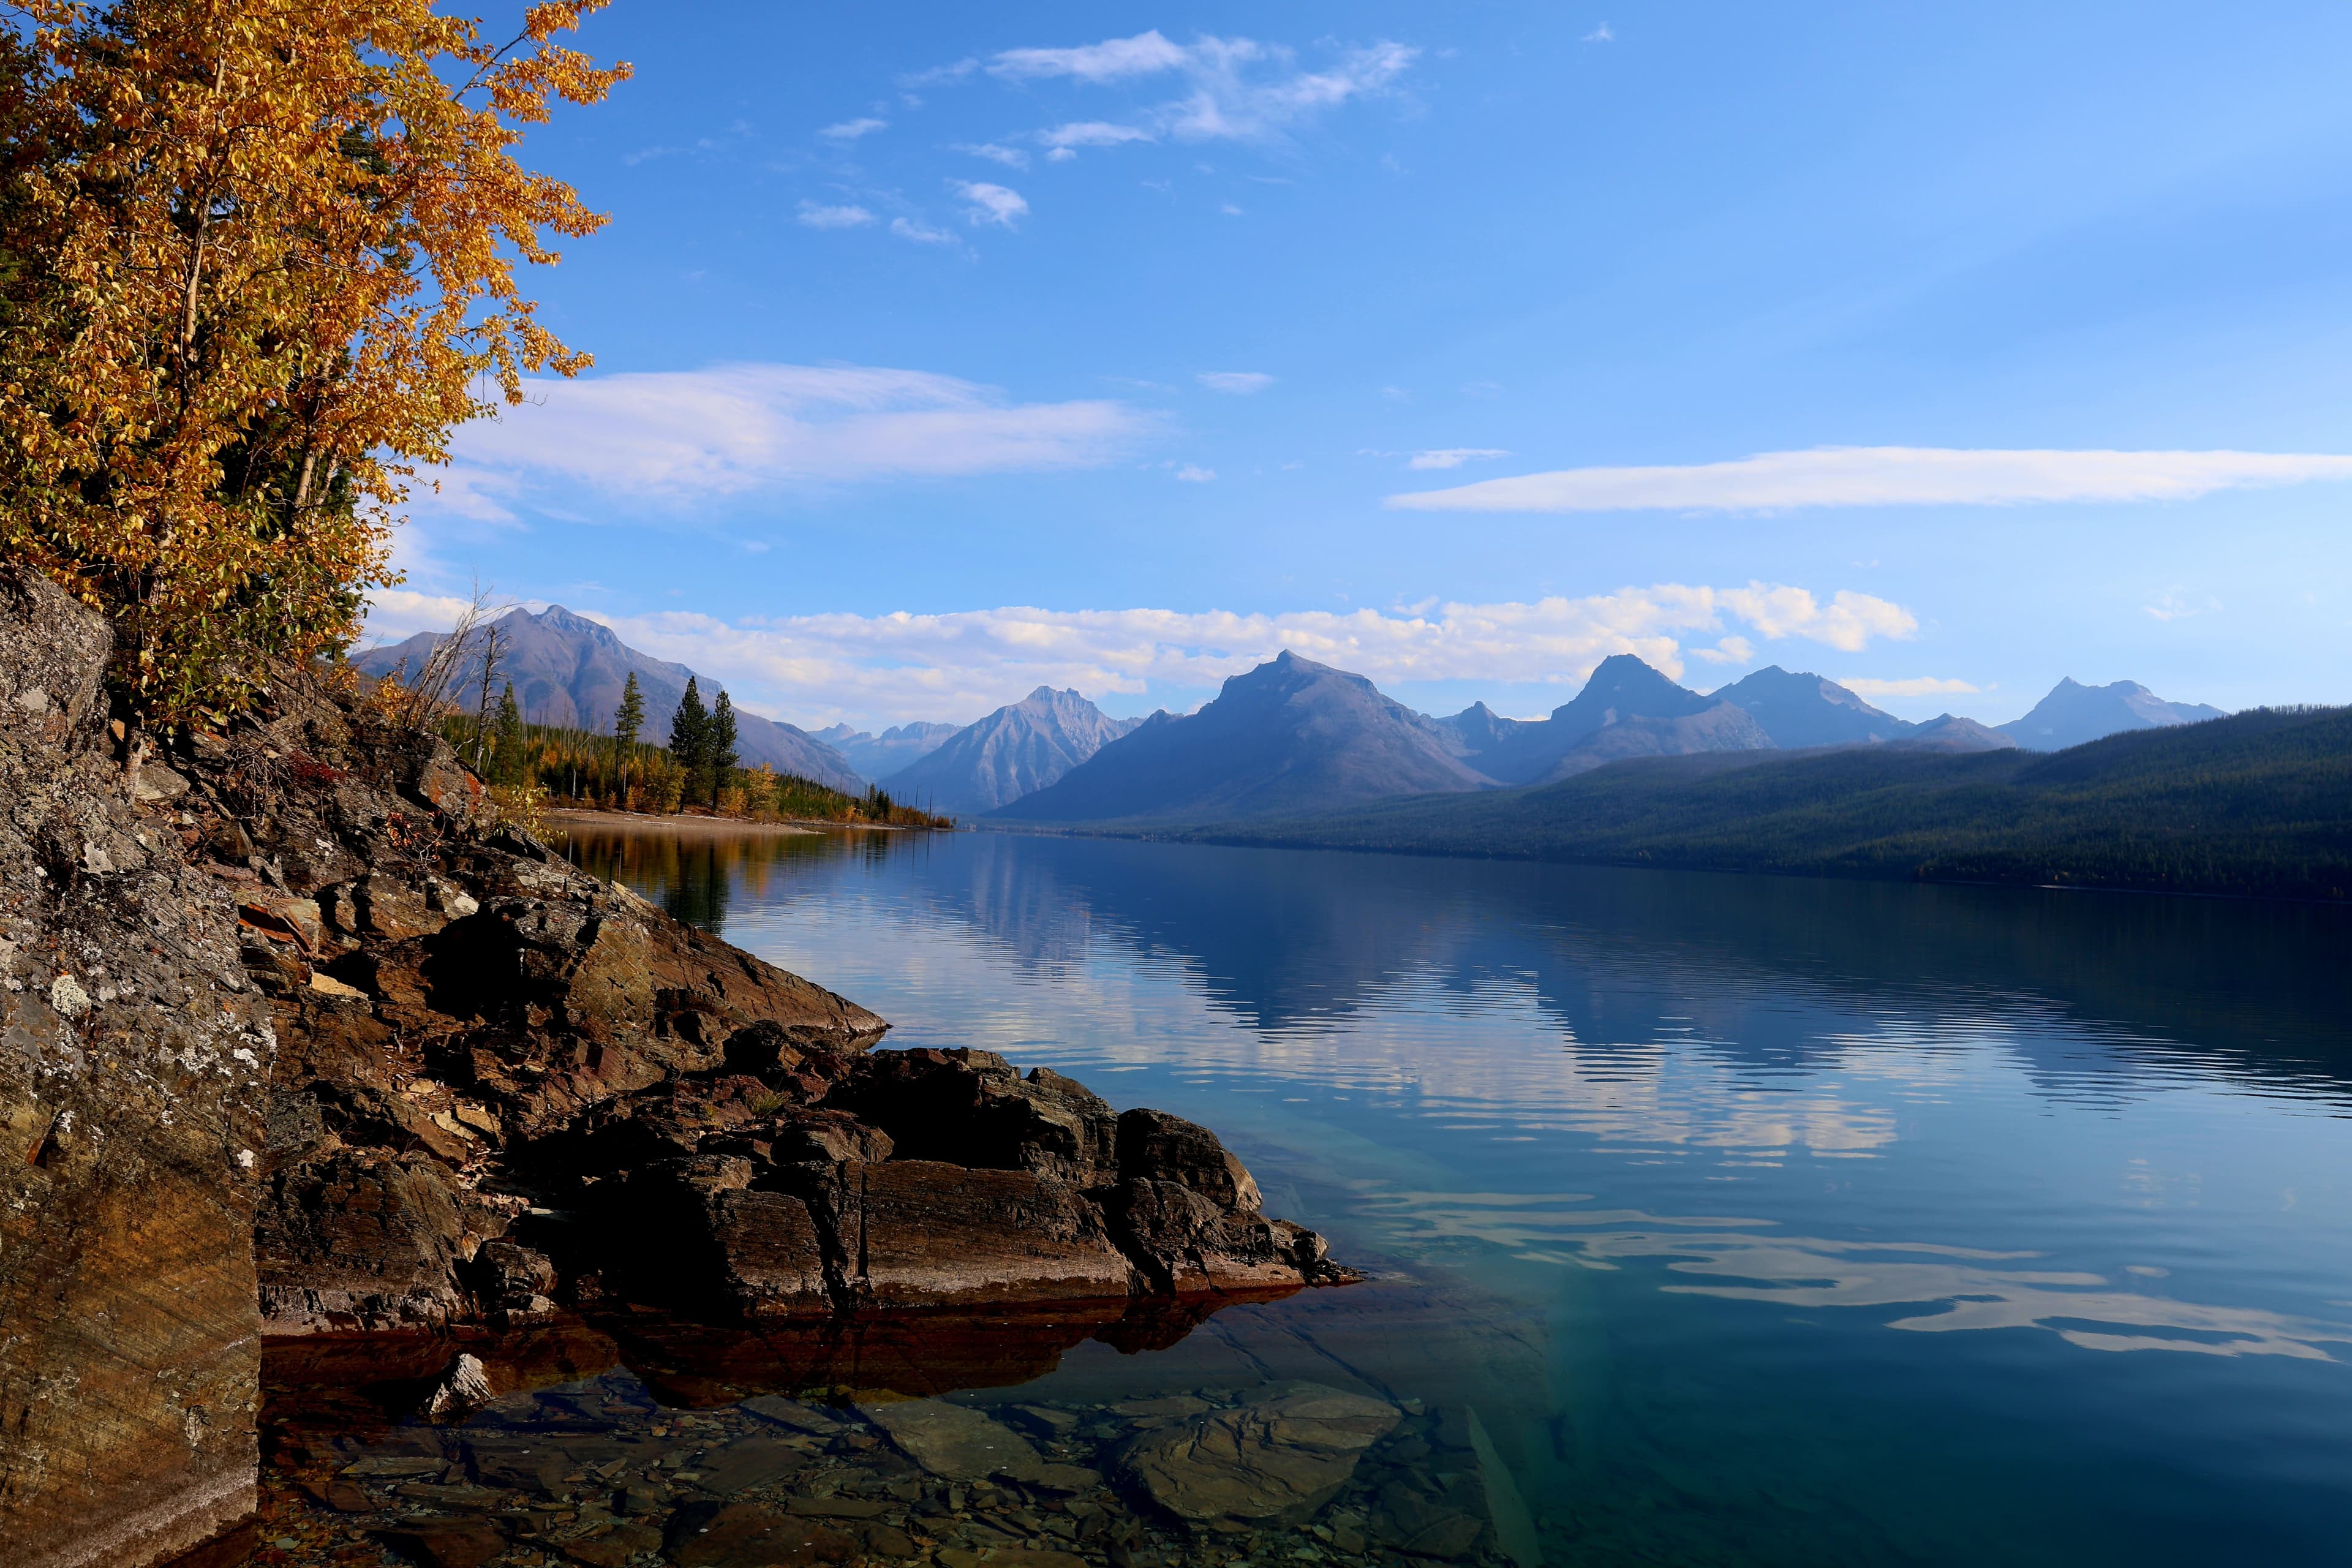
[543,807,824,837]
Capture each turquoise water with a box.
[565,824,2352,1566]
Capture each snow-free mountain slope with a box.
[1891,714,2019,752]
[882,688,1139,815]
[1469,654,1727,783]
[356,606,864,792]
[1996,678,2225,751]
[993,652,1491,823]
[1709,666,1915,748]
[1534,702,1779,782]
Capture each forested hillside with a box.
[1140,707,2352,901]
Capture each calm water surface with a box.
[554,823,2352,1566]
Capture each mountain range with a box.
[995,652,1490,823]
[355,606,865,793]
[810,721,963,782]
[1169,704,2352,903]
[360,605,2228,824]
[880,688,1142,815]
[995,652,2066,825]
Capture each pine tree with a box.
[492,682,525,786]
[669,678,709,811]
[612,671,644,796]
[708,690,740,808]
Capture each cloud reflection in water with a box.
[1373,1190,2352,1361]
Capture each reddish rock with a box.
[374,1519,508,1568]
[831,1159,1136,1308]
[254,1149,470,1333]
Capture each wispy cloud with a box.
[989,31,1193,83]
[797,200,875,230]
[1176,464,1217,483]
[889,216,958,246]
[1839,676,1981,698]
[1197,371,1275,394]
[1584,23,1616,43]
[819,117,889,141]
[1391,446,2352,513]
[409,581,1916,728]
[954,141,1031,169]
[951,180,1029,227]
[2143,589,2218,621]
[1409,448,1511,470]
[430,364,1159,515]
[1039,121,1156,154]
[972,30,1416,149]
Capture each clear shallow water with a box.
[552,823,2352,1566]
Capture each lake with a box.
[513,823,2352,1566]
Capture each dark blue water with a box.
[565,823,2352,1566]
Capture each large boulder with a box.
[823,1048,1118,1186]
[826,1159,1136,1308]
[254,1148,472,1333]
[0,568,276,1567]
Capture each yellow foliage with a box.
[0,1,627,723]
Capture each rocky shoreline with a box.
[0,568,1355,1566]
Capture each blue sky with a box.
[376,1,2352,731]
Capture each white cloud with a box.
[900,59,978,88]
[889,216,958,246]
[985,30,1415,146]
[465,581,1915,728]
[951,180,1029,227]
[432,363,1159,513]
[362,587,513,644]
[1176,464,1216,483]
[1409,448,1511,470]
[819,117,888,140]
[1584,23,1615,43]
[989,31,1193,83]
[1390,446,2352,513]
[1839,676,1982,698]
[1690,636,1755,665]
[1197,371,1275,394]
[1219,202,1244,216]
[955,141,1031,169]
[797,200,875,230]
[2143,589,2218,621]
[1038,121,1156,153]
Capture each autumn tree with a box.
[0,1,628,726]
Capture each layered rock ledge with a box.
[0,568,1353,1563]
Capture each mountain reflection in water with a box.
[516,824,2352,1566]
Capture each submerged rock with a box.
[862,1400,1047,1480]
[1116,1381,1401,1529]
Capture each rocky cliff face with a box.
[0,570,277,1568]
[0,580,1348,1563]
